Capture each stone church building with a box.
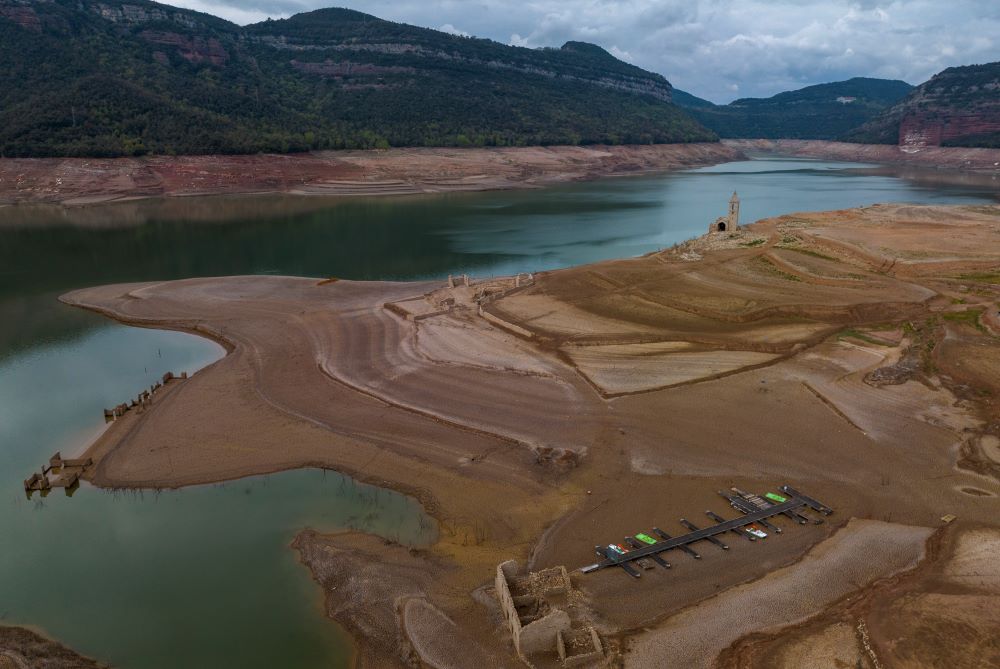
[709,192,740,233]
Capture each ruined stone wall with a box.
[519,609,571,656]
[559,628,605,667]
[479,306,535,339]
[495,561,524,654]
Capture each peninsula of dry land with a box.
[60,203,1000,668]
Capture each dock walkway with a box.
[580,485,832,578]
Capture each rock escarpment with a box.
[844,61,1000,149]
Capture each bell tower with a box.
[728,192,740,229]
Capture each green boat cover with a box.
[635,533,657,545]
[765,492,787,503]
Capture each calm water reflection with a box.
[0,318,435,668]
[0,157,996,666]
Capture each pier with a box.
[580,484,832,578]
[24,452,93,497]
[24,370,190,498]
[104,371,188,422]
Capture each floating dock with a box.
[580,484,832,578]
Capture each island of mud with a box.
[60,203,1000,668]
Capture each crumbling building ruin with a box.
[494,560,605,667]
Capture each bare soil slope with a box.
[0,143,739,206]
[60,203,1000,667]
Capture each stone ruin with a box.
[103,371,188,422]
[494,560,605,667]
[385,272,536,324]
[709,191,740,234]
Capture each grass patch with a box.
[752,256,802,282]
[779,246,839,262]
[942,309,986,332]
[838,328,894,346]
[956,271,1000,284]
[962,205,1000,217]
[739,238,766,247]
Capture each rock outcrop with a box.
[844,61,1000,149]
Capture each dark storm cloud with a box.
[167,0,999,103]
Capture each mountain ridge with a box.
[0,0,714,157]
[674,77,914,140]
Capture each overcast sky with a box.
[168,0,998,103]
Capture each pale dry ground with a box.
[722,527,1000,669]
[562,342,778,394]
[0,143,740,206]
[0,627,104,669]
[60,203,1000,667]
[767,622,869,669]
[726,138,1000,173]
[622,519,933,669]
[857,527,1000,669]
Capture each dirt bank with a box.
[719,525,1000,669]
[624,519,934,668]
[0,143,741,207]
[0,627,106,669]
[58,203,1000,667]
[727,138,1000,172]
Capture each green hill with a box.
[670,88,716,109]
[674,78,913,139]
[843,62,1000,147]
[0,0,715,157]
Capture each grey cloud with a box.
[166,0,1000,103]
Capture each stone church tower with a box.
[709,192,740,233]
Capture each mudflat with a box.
[0,143,739,207]
[727,138,1000,172]
[61,203,1000,667]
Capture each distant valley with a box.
[673,78,914,141]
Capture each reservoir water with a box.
[0,157,996,666]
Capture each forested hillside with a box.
[0,1,715,157]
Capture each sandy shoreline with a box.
[55,202,1000,667]
[727,138,1000,172]
[0,143,741,207]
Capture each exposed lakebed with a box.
[0,157,996,667]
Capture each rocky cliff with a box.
[844,62,1000,148]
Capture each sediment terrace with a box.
[0,143,740,206]
[727,138,1000,172]
[61,203,1000,667]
